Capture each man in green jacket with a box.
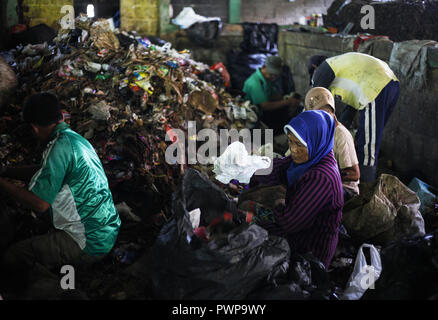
[243,56,301,136]
[0,92,121,295]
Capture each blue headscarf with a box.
[283,110,336,187]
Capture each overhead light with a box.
[87,4,95,18]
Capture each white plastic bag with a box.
[172,7,221,29]
[213,142,271,184]
[341,244,382,300]
[188,208,201,229]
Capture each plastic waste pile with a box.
[0,15,260,218]
[3,15,437,301]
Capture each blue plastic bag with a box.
[408,178,437,214]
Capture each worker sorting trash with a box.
[0,1,437,305]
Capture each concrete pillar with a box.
[159,0,178,36]
[6,0,19,29]
[229,0,241,24]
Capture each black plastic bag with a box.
[186,21,223,47]
[226,23,278,92]
[227,50,269,91]
[128,169,290,300]
[362,230,438,300]
[147,36,167,47]
[198,69,225,89]
[8,24,57,48]
[248,252,337,300]
[240,23,279,55]
[116,33,137,49]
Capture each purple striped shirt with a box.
[250,151,344,268]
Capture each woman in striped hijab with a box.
[247,110,344,268]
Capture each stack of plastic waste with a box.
[0,15,260,219]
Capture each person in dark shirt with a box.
[307,53,400,182]
[307,55,327,86]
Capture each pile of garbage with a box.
[1,15,438,301]
[0,15,260,219]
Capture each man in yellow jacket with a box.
[309,52,400,182]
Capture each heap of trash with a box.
[1,15,438,301]
[0,15,259,218]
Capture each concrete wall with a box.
[120,0,160,36]
[241,0,335,25]
[163,25,243,66]
[171,0,229,23]
[279,31,438,187]
[12,0,165,36]
[21,0,74,29]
